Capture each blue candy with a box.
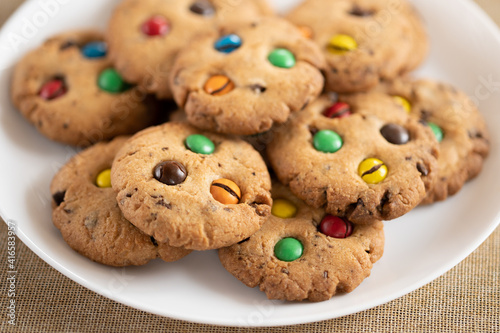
[214,34,242,54]
[81,41,107,58]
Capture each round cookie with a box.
[378,78,491,204]
[111,122,272,250]
[218,183,384,302]
[286,0,428,93]
[51,137,190,266]
[170,17,326,135]
[11,30,160,147]
[107,0,273,100]
[267,94,439,223]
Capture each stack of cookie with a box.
[10,0,490,302]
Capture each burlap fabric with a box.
[1,1,499,332]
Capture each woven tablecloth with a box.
[1,1,499,332]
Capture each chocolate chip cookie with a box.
[11,30,160,147]
[107,0,273,100]
[218,182,384,302]
[170,17,326,135]
[267,94,439,223]
[51,137,190,266]
[378,78,490,204]
[111,122,272,250]
[286,0,428,93]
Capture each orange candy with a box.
[210,179,241,205]
[204,75,234,96]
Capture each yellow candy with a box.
[327,34,357,55]
[393,96,411,113]
[96,169,112,188]
[358,158,388,184]
[272,199,297,219]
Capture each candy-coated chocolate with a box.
[81,41,107,58]
[319,215,353,238]
[358,158,388,184]
[214,34,242,53]
[428,122,444,142]
[190,0,215,16]
[211,179,241,205]
[327,34,357,55]
[96,169,112,188]
[393,96,411,113]
[185,134,215,155]
[153,161,187,186]
[313,130,343,153]
[271,199,297,219]
[274,237,303,262]
[141,16,170,36]
[380,123,409,145]
[323,102,351,119]
[39,79,67,100]
[204,75,234,96]
[98,69,127,93]
[268,48,296,69]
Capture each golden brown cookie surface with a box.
[170,17,325,135]
[111,122,272,250]
[218,183,384,302]
[51,137,190,266]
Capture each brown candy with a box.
[380,123,410,145]
[189,0,215,16]
[153,161,187,185]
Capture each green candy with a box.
[274,238,303,262]
[428,122,444,143]
[185,134,215,155]
[313,130,343,153]
[268,48,296,69]
[98,68,127,93]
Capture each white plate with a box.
[1,0,500,327]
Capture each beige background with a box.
[1,1,500,332]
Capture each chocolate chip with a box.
[60,40,77,50]
[53,191,66,206]
[281,268,289,275]
[84,213,98,229]
[189,0,215,16]
[380,123,409,145]
[349,6,374,17]
[153,161,187,185]
[417,162,429,176]
[150,236,159,247]
[377,191,390,213]
[156,199,172,209]
[249,84,266,93]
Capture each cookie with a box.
[218,183,384,302]
[51,137,190,266]
[170,17,326,135]
[107,0,273,100]
[111,122,272,250]
[11,30,160,147]
[267,94,439,223]
[378,78,491,204]
[286,0,428,93]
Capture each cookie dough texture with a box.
[107,0,273,99]
[11,30,158,147]
[379,78,490,204]
[170,17,326,135]
[286,0,428,93]
[267,94,439,223]
[219,183,384,302]
[111,122,272,250]
[51,137,190,266]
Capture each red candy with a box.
[319,215,353,238]
[323,102,351,119]
[39,79,67,100]
[141,16,170,36]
